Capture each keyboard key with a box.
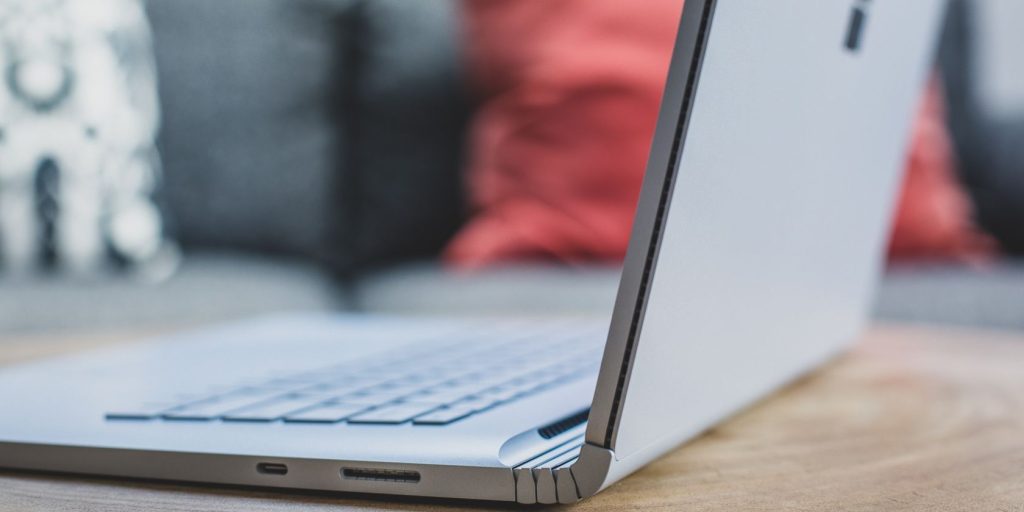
[283,404,369,423]
[413,386,480,405]
[455,396,501,412]
[222,398,324,422]
[412,405,476,425]
[341,388,418,406]
[285,389,355,404]
[106,403,176,420]
[163,390,289,421]
[347,403,440,424]
[302,381,374,397]
[376,381,435,398]
[478,386,524,403]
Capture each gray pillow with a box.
[147,0,355,261]
[338,0,470,274]
[939,0,1024,255]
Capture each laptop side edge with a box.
[569,0,718,502]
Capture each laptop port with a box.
[342,467,421,483]
[256,463,289,476]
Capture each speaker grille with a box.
[538,409,590,440]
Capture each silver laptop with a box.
[0,0,946,505]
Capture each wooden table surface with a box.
[2,325,1023,511]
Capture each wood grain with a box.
[2,325,1023,511]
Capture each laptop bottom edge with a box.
[0,441,518,503]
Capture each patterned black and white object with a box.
[0,0,176,278]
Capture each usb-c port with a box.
[257,463,289,476]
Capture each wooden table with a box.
[2,325,1023,511]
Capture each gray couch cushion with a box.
[355,264,621,318]
[874,263,1024,331]
[356,262,1024,331]
[338,0,470,273]
[962,119,1024,254]
[147,0,355,260]
[0,253,346,335]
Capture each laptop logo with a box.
[845,0,870,52]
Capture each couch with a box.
[2,0,1022,336]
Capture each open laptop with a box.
[0,0,946,505]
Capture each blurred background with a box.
[0,0,1021,337]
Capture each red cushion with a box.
[446,0,995,268]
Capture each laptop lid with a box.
[586,0,947,463]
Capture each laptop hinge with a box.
[512,442,615,504]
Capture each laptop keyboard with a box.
[107,329,603,427]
